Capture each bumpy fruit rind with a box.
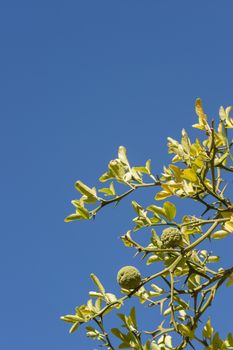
[117,266,141,289]
[160,227,182,248]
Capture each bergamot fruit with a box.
[161,227,182,248]
[117,266,141,289]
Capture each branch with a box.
[91,181,161,217]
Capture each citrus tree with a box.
[61,99,233,349]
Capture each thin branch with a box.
[91,181,161,216]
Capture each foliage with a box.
[61,99,233,349]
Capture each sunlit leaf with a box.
[118,146,130,166]
[163,201,176,220]
[69,322,79,333]
[207,255,220,263]
[99,171,114,182]
[182,168,198,182]
[75,181,97,203]
[146,254,161,265]
[192,98,209,131]
[203,319,214,339]
[64,213,84,222]
[211,230,230,239]
[90,273,105,294]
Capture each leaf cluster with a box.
[61,99,233,349]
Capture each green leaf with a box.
[224,220,233,233]
[219,106,227,121]
[155,190,172,200]
[133,166,149,174]
[99,171,114,182]
[64,213,84,222]
[211,230,230,239]
[76,205,90,219]
[133,160,151,175]
[90,273,105,294]
[105,293,118,304]
[146,159,151,173]
[95,298,102,312]
[66,200,90,220]
[207,255,220,263]
[163,201,176,221]
[147,201,176,221]
[118,146,129,166]
[98,188,112,196]
[226,273,233,287]
[108,159,126,181]
[151,343,160,350]
[174,296,189,309]
[219,106,233,128]
[129,307,137,328]
[151,229,162,247]
[75,181,97,202]
[212,332,224,349]
[88,291,103,298]
[132,201,143,215]
[226,333,233,347]
[151,284,163,294]
[146,254,161,265]
[87,299,95,312]
[117,313,128,326]
[178,324,194,338]
[111,328,125,341]
[182,168,198,182]
[99,182,116,196]
[69,322,79,333]
[187,274,201,289]
[109,181,116,195]
[143,340,151,350]
[60,314,84,323]
[86,328,101,339]
[203,319,214,339]
[192,98,209,131]
[147,204,165,217]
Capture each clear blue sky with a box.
[1,1,233,349]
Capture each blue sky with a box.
[1,1,233,349]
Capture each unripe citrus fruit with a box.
[117,266,141,289]
[161,227,182,248]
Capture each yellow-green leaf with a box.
[224,220,233,233]
[211,230,230,239]
[192,98,209,131]
[90,273,105,294]
[178,324,194,339]
[182,168,198,182]
[76,206,90,219]
[69,322,80,333]
[99,171,114,182]
[226,273,233,287]
[147,204,165,217]
[64,213,84,222]
[60,314,84,323]
[202,319,214,339]
[146,254,161,265]
[99,181,116,197]
[207,255,220,263]
[118,146,129,166]
[164,201,176,221]
[155,190,172,200]
[75,181,97,199]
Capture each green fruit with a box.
[117,266,141,289]
[161,227,182,248]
